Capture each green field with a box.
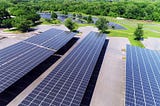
[101,16,160,47]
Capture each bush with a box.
[134,24,144,40]
[87,15,93,23]
[64,18,76,31]
[52,19,61,24]
[2,19,12,28]
[95,17,109,33]
[51,12,57,20]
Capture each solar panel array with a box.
[19,32,106,106]
[0,28,75,93]
[126,45,160,106]
[25,28,76,50]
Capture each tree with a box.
[77,13,82,19]
[95,17,109,33]
[8,5,41,31]
[25,13,40,23]
[13,17,32,32]
[73,13,76,18]
[2,19,12,28]
[72,13,76,19]
[62,10,68,15]
[87,15,93,23]
[134,24,144,40]
[0,8,11,21]
[64,18,76,31]
[111,25,115,29]
[51,12,57,20]
[0,1,10,9]
[17,20,31,32]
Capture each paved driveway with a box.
[90,37,130,106]
[142,37,160,50]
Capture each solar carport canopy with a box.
[0,28,76,93]
[24,28,76,50]
[19,32,106,106]
[126,45,160,106]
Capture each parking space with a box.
[90,37,130,106]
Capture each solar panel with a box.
[25,28,62,44]
[25,28,76,50]
[0,28,75,93]
[0,42,35,65]
[41,32,76,50]
[126,45,160,106]
[0,46,54,93]
[19,32,106,106]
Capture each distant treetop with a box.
[2,0,160,22]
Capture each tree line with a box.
[28,0,160,22]
[0,0,153,33]
[0,1,40,32]
[3,0,160,22]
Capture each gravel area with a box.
[142,37,160,50]
[90,37,130,106]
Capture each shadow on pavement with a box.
[80,39,109,106]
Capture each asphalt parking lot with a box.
[1,25,130,106]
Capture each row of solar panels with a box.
[4,27,160,106]
[24,29,75,50]
[0,28,76,93]
[19,32,106,106]
[126,45,160,106]
[0,28,106,105]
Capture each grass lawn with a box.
[101,16,160,47]
[75,13,160,47]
